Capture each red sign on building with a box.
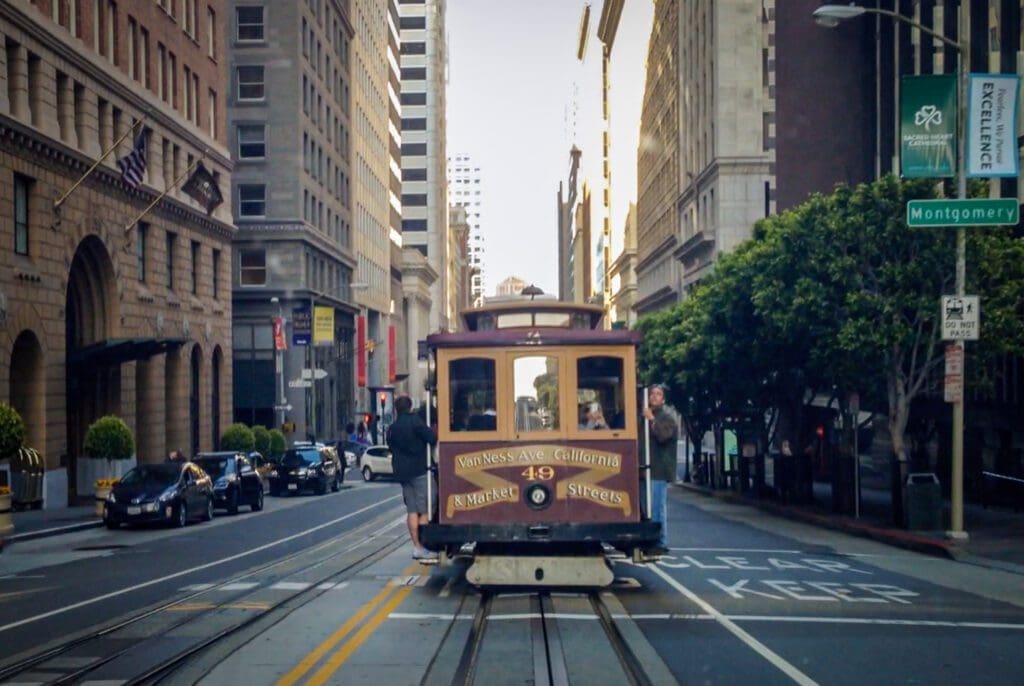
[388,325,397,382]
[272,317,287,351]
[356,315,367,387]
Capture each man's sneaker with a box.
[413,546,438,562]
[647,545,670,557]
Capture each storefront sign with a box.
[313,306,334,346]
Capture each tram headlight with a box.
[524,484,551,510]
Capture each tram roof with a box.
[458,298,606,332]
[426,326,640,349]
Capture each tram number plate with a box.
[127,506,141,515]
[521,466,555,481]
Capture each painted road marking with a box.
[0,497,401,635]
[270,582,313,591]
[276,562,419,686]
[649,563,819,686]
[180,583,216,591]
[219,582,260,591]
[706,579,919,604]
[389,612,475,620]
[670,547,803,554]
[657,555,873,574]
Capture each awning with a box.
[69,337,189,366]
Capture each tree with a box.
[220,424,255,452]
[0,402,26,463]
[83,416,135,465]
[252,425,271,455]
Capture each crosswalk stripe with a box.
[219,582,260,591]
[271,582,313,591]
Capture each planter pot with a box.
[94,484,111,518]
[0,492,13,542]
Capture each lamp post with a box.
[814,4,969,538]
[270,297,286,430]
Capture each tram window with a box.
[497,312,532,328]
[513,356,559,432]
[534,312,571,327]
[576,356,626,430]
[449,358,497,431]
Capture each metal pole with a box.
[642,388,652,519]
[853,409,860,519]
[273,298,285,429]
[309,295,316,441]
[950,7,968,537]
[425,389,433,521]
[55,114,148,209]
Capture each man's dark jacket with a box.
[387,410,437,481]
[640,407,678,482]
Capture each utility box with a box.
[904,472,942,530]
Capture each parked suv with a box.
[269,443,342,496]
[193,452,264,514]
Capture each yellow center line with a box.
[306,585,415,686]
[276,563,419,686]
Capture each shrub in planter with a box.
[0,402,26,463]
[252,425,271,456]
[269,429,287,457]
[220,423,255,452]
[84,415,135,461]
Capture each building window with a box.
[237,65,265,100]
[191,240,200,295]
[402,194,427,206]
[238,184,266,216]
[401,142,427,156]
[208,89,217,137]
[137,221,148,282]
[400,67,426,80]
[183,65,192,117]
[166,231,176,289]
[140,28,150,88]
[236,6,265,41]
[400,41,426,55]
[402,168,427,181]
[401,117,427,131]
[14,174,31,256]
[157,43,166,100]
[212,249,221,299]
[399,16,426,29]
[207,7,217,58]
[401,218,427,231]
[183,0,197,38]
[239,249,267,286]
[400,92,427,106]
[127,17,137,79]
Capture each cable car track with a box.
[0,508,408,685]
[442,589,656,686]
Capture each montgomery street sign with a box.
[906,199,1019,227]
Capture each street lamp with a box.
[814,3,969,539]
[270,297,286,430]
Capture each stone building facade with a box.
[1,0,234,506]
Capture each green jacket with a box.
[640,407,678,482]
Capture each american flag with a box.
[117,129,149,189]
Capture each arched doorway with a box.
[190,345,202,457]
[211,346,223,449]
[65,236,118,498]
[10,330,45,452]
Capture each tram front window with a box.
[449,357,497,431]
[513,355,559,432]
[577,356,626,430]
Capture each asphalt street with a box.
[1,481,1022,684]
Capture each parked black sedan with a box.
[193,452,264,514]
[268,445,341,496]
[104,462,214,529]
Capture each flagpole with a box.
[54,114,149,210]
[123,155,201,234]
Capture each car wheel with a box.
[315,478,327,495]
[269,484,280,497]
[175,501,188,528]
[105,519,119,530]
[331,473,340,492]
[362,465,374,482]
[204,496,214,521]
[227,488,240,515]
[252,488,264,512]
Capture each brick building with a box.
[0,0,234,506]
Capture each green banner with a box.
[901,74,957,178]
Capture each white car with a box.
[359,445,394,481]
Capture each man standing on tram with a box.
[388,394,438,561]
[641,384,677,556]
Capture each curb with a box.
[6,519,104,544]
[675,482,958,560]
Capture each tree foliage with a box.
[0,402,26,461]
[83,415,135,461]
[220,423,256,452]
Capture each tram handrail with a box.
[642,387,652,520]
[425,389,434,521]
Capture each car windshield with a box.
[194,457,233,478]
[119,464,181,488]
[281,450,319,467]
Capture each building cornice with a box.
[672,231,715,262]
[634,285,677,315]
[0,120,235,240]
[636,233,676,273]
[235,220,357,270]
[676,156,772,209]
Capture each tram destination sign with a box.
[906,198,1019,227]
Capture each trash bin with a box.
[904,472,942,530]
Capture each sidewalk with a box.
[676,478,1024,574]
[1,504,101,549]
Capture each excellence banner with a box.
[967,74,1020,178]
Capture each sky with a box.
[446,0,654,296]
